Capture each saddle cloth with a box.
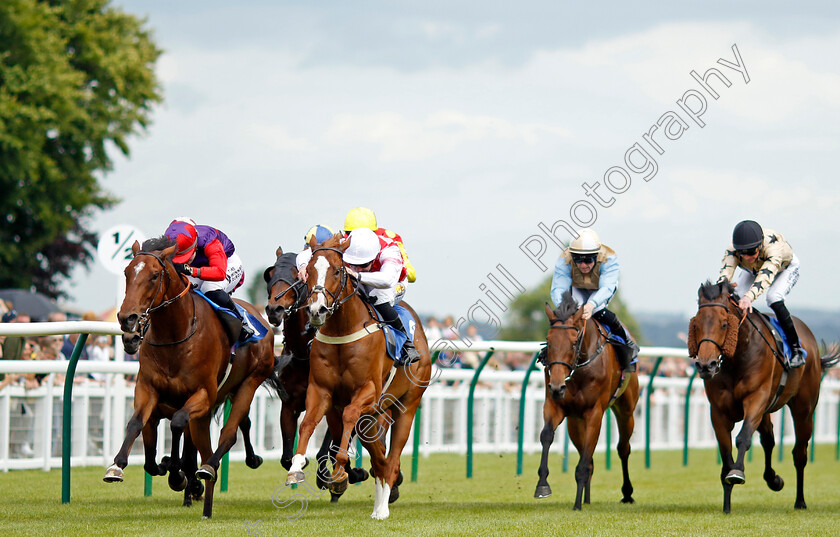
[375,304,416,364]
[757,311,807,362]
[597,321,638,369]
[194,290,269,351]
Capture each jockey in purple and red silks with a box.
[164,217,254,343]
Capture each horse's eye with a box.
[722,322,728,329]
[150,273,159,281]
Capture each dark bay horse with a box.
[688,280,840,513]
[104,238,278,518]
[284,234,431,520]
[535,291,640,510]
[263,246,368,501]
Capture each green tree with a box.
[0,0,161,298]
[500,275,645,343]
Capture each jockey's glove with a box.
[173,262,193,277]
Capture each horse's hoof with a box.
[169,471,187,492]
[329,492,341,503]
[725,469,745,485]
[280,458,292,471]
[394,470,403,487]
[348,467,369,484]
[246,455,264,469]
[329,475,348,495]
[189,480,204,501]
[285,470,306,486]
[621,496,635,504]
[388,484,400,504]
[196,464,216,482]
[316,473,328,490]
[534,484,552,499]
[103,465,124,483]
[765,474,784,492]
[794,500,807,510]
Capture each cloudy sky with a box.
[68,1,840,328]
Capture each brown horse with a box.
[688,280,840,513]
[535,291,640,510]
[284,234,431,520]
[263,246,368,501]
[104,238,278,518]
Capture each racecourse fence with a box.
[1,322,840,476]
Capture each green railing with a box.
[466,350,495,478]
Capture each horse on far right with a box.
[688,280,840,513]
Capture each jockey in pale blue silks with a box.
[548,228,638,372]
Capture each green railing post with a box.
[466,349,495,478]
[605,410,612,470]
[516,351,542,475]
[61,333,89,504]
[562,424,569,473]
[778,406,786,462]
[221,400,231,492]
[644,356,663,469]
[144,472,153,497]
[411,350,438,483]
[682,367,698,466]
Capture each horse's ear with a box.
[544,302,556,321]
[131,240,141,256]
[309,235,318,249]
[339,234,352,252]
[276,246,284,256]
[161,243,177,260]
[687,316,698,357]
[263,267,274,283]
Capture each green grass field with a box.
[1,447,839,536]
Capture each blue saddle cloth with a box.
[766,315,807,361]
[194,290,269,351]
[597,321,638,367]
[376,305,415,363]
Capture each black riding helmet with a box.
[732,220,763,250]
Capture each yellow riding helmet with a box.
[568,228,601,254]
[344,207,377,231]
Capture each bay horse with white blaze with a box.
[104,238,278,518]
[263,246,369,501]
[535,291,640,510]
[284,234,431,520]
[688,280,840,513]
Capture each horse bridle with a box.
[308,247,358,316]
[545,317,609,381]
[693,302,732,356]
[271,276,309,315]
[132,251,197,346]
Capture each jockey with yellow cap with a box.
[549,228,638,371]
[164,217,254,344]
[344,207,416,283]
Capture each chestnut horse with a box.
[104,238,278,518]
[263,246,368,502]
[688,280,840,513]
[284,235,431,520]
[535,291,640,510]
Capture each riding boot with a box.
[205,290,255,345]
[593,308,638,372]
[769,301,805,368]
[374,302,420,364]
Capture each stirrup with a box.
[788,347,805,369]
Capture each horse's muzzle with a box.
[265,304,287,326]
[118,312,140,334]
[694,358,720,379]
[549,384,566,401]
[122,333,141,355]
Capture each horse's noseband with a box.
[545,322,583,378]
[307,247,357,317]
[695,302,730,357]
[131,251,196,346]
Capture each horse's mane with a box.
[141,235,175,252]
[698,279,738,302]
[553,290,579,322]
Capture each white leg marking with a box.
[371,477,391,520]
[289,454,307,473]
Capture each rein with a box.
[133,252,197,347]
[272,277,309,315]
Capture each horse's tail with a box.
[819,340,840,371]
[261,354,288,400]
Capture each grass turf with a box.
[1,446,839,536]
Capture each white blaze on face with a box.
[309,256,330,314]
[133,261,146,275]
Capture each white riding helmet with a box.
[343,228,380,265]
[568,228,601,254]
